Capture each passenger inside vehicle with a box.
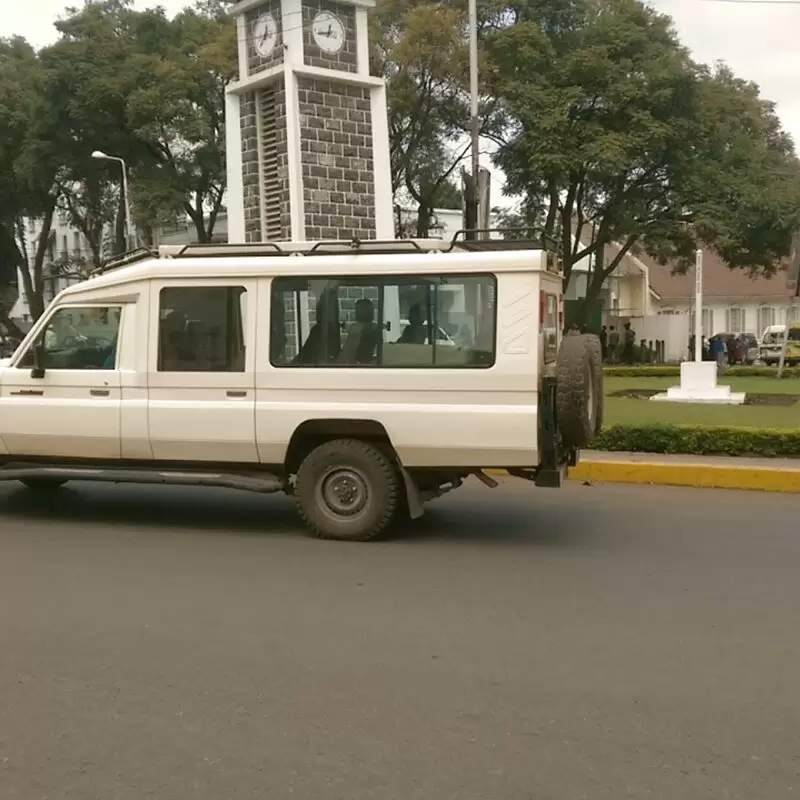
[339,298,381,365]
[294,293,341,365]
[398,303,427,345]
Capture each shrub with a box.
[603,365,800,379]
[593,424,800,458]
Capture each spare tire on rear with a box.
[556,333,603,448]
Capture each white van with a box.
[759,324,786,365]
[0,238,601,541]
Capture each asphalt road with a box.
[1,479,798,800]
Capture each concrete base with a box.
[651,361,746,405]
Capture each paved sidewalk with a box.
[582,450,800,469]
[570,450,800,493]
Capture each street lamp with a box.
[91,150,135,250]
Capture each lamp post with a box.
[91,150,134,250]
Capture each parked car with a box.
[759,324,787,365]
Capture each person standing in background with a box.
[608,325,620,363]
[622,322,635,364]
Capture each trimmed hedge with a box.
[594,424,800,458]
[604,365,800,379]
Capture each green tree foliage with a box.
[374,0,486,236]
[0,0,237,326]
[0,37,62,330]
[484,0,800,313]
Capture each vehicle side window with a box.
[17,306,122,370]
[270,274,495,368]
[158,286,247,372]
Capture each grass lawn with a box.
[603,376,800,429]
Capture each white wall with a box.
[655,300,800,338]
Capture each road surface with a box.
[0,479,798,800]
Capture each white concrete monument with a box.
[224,0,394,243]
[652,248,746,405]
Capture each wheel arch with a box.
[284,418,397,476]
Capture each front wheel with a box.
[294,439,400,541]
[19,478,68,491]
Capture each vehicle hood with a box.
[0,358,11,368]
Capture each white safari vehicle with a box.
[0,236,602,541]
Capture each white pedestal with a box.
[651,361,746,405]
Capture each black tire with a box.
[556,334,601,449]
[583,333,604,436]
[294,439,400,541]
[19,478,68,491]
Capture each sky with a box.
[7,0,800,208]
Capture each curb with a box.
[488,461,800,493]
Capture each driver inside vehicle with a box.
[22,308,121,371]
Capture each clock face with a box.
[253,12,278,58]
[311,10,345,55]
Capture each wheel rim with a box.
[317,466,370,519]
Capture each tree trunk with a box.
[572,243,606,331]
[415,204,434,238]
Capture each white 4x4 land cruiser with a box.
[0,236,602,541]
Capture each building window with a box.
[757,306,776,334]
[788,306,800,324]
[270,274,496,369]
[157,286,247,372]
[726,307,745,333]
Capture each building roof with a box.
[639,249,796,303]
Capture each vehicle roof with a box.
[58,246,550,301]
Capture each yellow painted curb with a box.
[486,462,800,493]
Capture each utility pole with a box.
[464,0,480,240]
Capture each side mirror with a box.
[31,344,45,379]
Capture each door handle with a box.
[90,389,110,397]
[226,390,248,398]
[10,389,44,396]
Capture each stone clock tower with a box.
[224,0,393,242]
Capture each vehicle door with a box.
[147,280,257,463]
[0,304,123,459]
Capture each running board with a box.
[0,464,286,494]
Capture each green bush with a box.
[593,424,800,458]
[603,365,800,379]
[604,365,681,377]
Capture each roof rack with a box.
[449,228,559,252]
[93,247,158,275]
[308,238,430,254]
[157,229,555,260]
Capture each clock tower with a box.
[225,0,394,243]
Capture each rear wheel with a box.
[555,334,603,448]
[19,478,68,491]
[294,438,400,541]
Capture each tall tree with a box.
[128,0,237,242]
[0,37,62,328]
[374,0,497,237]
[485,0,800,318]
